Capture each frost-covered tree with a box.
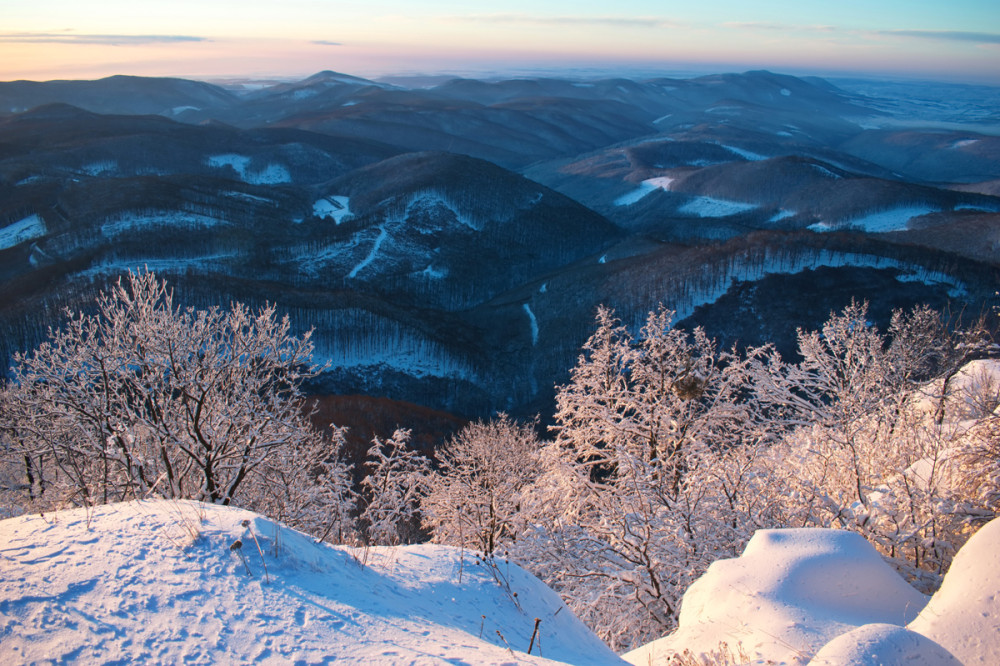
[753,301,996,590]
[360,428,431,546]
[0,271,355,540]
[422,414,541,556]
[516,306,775,650]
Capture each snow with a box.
[624,528,928,665]
[348,225,388,278]
[908,515,1000,664]
[248,164,292,185]
[0,214,46,250]
[781,88,792,96]
[100,210,225,238]
[223,190,275,205]
[955,203,1000,212]
[706,106,742,115]
[406,192,483,231]
[417,264,448,279]
[524,303,539,346]
[613,177,676,206]
[207,152,251,173]
[206,154,291,185]
[811,164,842,179]
[0,500,621,665]
[625,518,1000,665]
[651,248,968,325]
[81,160,117,176]
[769,209,797,222]
[951,139,979,148]
[812,205,939,233]
[677,196,757,217]
[170,105,200,115]
[721,145,766,161]
[808,624,960,665]
[313,195,353,224]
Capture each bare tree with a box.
[0,271,355,540]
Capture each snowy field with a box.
[2,500,996,664]
[0,501,619,665]
[0,214,46,250]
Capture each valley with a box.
[1,69,998,421]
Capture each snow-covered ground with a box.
[313,195,353,224]
[614,177,674,206]
[206,154,292,185]
[810,205,938,233]
[634,247,968,327]
[2,501,997,664]
[677,196,758,218]
[625,519,1000,665]
[0,214,46,250]
[0,501,621,665]
[100,210,226,238]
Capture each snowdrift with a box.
[625,520,1000,665]
[0,500,622,665]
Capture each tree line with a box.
[1,271,997,652]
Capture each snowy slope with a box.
[907,516,1000,665]
[0,501,622,665]
[625,520,1000,665]
[623,528,928,665]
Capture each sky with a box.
[1,0,999,84]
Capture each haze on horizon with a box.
[2,0,999,85]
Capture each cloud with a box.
[725,22,1000,46]
[877,30,1000,45]
[450,14,683,29]
[723,22,839,33]
[311,40,342,46]
[0,32,206,46]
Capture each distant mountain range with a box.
[1,70,998,420]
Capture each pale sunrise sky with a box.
[2,0,999,84]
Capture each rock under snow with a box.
[0,500,622,665]
[623,528,928,666]
[907,516,1000,665]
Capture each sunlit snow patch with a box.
[614,177,674,206]
[811,205,938,233]
[624,528,928,666]
[0,214,46,250]
[313,196,352,224]
[0,501,621,665]
[677,196,757,217]
[769,209,797,223]
[951,139,979,149]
